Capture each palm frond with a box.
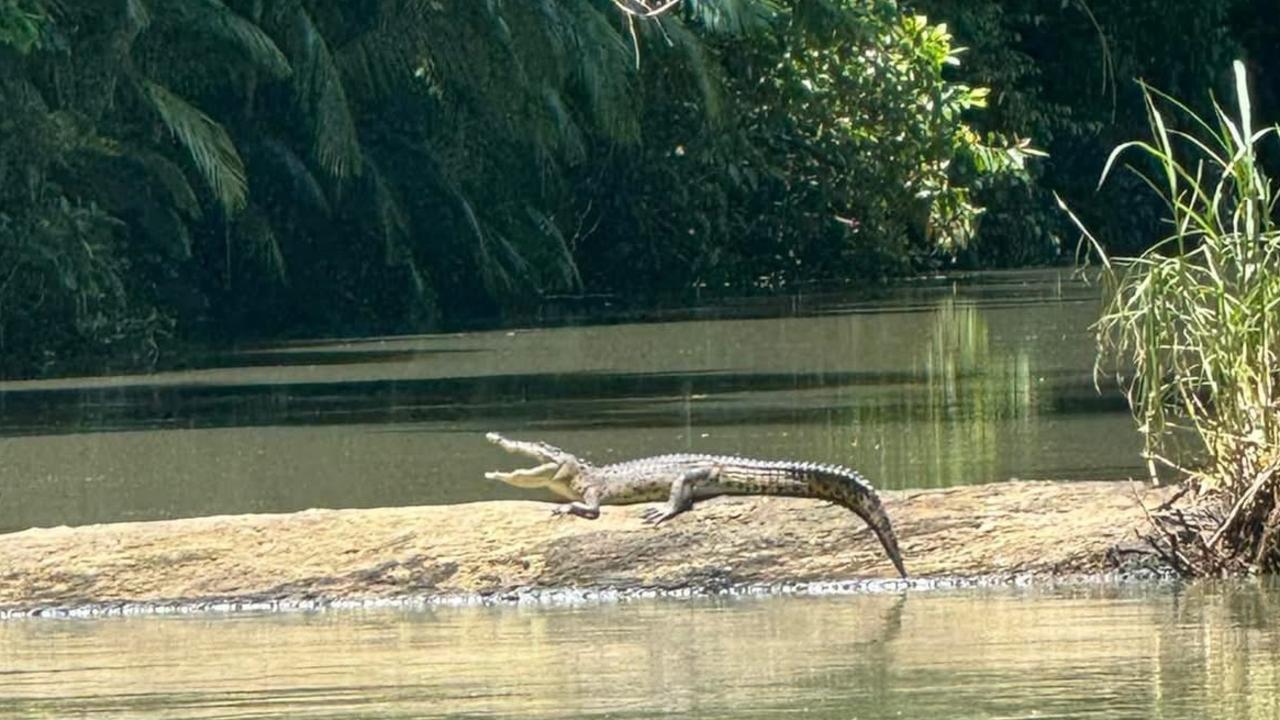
[562,0,639,142]
[485,227,535,297]
[125,0,152,35]
[333,29,399,101]
[402,256,433,308]
[235,204,287,283]
[166,0,291,79]
[649,13,724,125]
[128,148,202,219]
[279,6,362,179]
[454,186,509,295]
[333,0,438,101]
[142,79,247,213]
[255,137,331,216]
[139,205,193,260]
[680,0,780,35]
[525,204,582,292]
[542,86,587,165]
[364,159,411,266]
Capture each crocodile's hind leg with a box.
[642,466,719,525]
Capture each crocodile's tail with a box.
[854,494,908,579]
[804,466,908,579]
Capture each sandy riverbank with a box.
[0,480,1172,616]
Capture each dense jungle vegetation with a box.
[0,0,1274,376]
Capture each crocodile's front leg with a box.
[552,486,601,520]
[641,466,719,525]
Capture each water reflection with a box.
[0,270,1140,532]
[2,583,1280,719]
[848,296,1052,487]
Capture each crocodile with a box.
[485,432,908,578]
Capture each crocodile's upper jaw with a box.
[485,432,575,465]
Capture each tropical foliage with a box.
[909,0,1239,264]
[0,0,1035,374]
[580,1,1038,293]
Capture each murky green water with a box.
[0,270,1138,533]
[0,270,1254,718]
[4,582,1280,719]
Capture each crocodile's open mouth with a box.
[484,432,567,488]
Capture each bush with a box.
[1066,61,1280,575]
[581,1,1039,294]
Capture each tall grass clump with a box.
[1061,61,1280,575]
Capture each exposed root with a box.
[1136,462,1280,577]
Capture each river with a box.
[4,583,1280,718]
[0,269,1136,533]
[3,269,1225,719]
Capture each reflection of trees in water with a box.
[846,296,1043,488]
[1151,581,1280,719]
[408,587,1280,718]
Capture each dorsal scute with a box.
[598,453,875,489]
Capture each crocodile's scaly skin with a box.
[485,433,907,578]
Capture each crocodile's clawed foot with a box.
[641,507,674,525]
